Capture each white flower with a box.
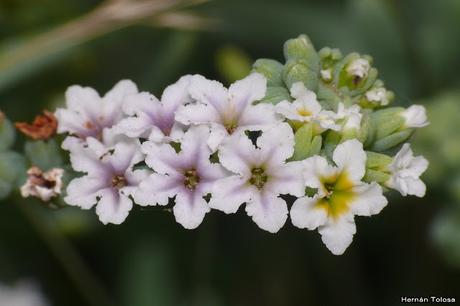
[334,102,362,131]
[133,126,227,229]
[20,167,64,202]
[114,75,191,143]
[55,80,138,149]
[0,281,49,306]
[65,140,149,225]
[210,123,304,233]
[385,143,429,197]
[346,58,370,79]
[400,105,429,128]
[290,139,387,255]
[365,87,390,106]
[175,73,280,151]
[275,82,339,131]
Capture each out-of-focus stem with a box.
[0,0,211,92]
[15,198,116,306]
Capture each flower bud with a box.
[283,59,319,92]
[337,53,378,95]
[361,86,394,108]
[400,105,429,128]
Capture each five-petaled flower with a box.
[55,80,138,151]
[175,73,281,151]
[275,82,339,132]
[385,143,429,197]
[210,123,304,233]
[290,139,388,255]
[65,140,149,225]
[114,76,191,143]
[133,126,227,229]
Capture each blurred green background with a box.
[1,0,460,305]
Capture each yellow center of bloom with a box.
[297,107,312,117]
[315,171,356,219]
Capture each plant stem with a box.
[15,199,116,306]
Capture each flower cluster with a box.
[54,35,429,255]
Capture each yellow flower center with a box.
[315,171,356,219]
[297,108,312,117]
[249,167,268,189]
[184,169,200,190]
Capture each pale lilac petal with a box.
[209,176,253,214]
[104,141,142,174]
[228,73,266,116]
[114,115,153,139]
[173,189,210,229]
[175,103,220,125]
[188,75,228,114]
[96,189,133,225]
[142,141,181,175]
[207,124,228,152]
[133,173,181,206]
[245,191,288,233]
[161,75,192,112]
[65,177,106,209]
[290,196,328,230]
[218,132,256,176]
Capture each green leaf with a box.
[0,151,26,199]
[24,139,63,170]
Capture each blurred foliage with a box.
[1,0,460,305]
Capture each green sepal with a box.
[323,130,341,159]
[363,169,391,184]
[24,139,63,171]
[371,129,413,152]
[283,35,319,65]
[290,123,322,161]
[283,59,319,92]
[0,114,16,152]
[259,86,290,105]
[366,151,392,170]
[252,59,284,87]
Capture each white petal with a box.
[275,100,301,121]
[265,161,304,197]
[68,146,107,176]
[173,189,210,229]
[122,91,159,116]
[401,105,429,128]
[65,177,106,209]
[245,191,288,233]
[55,108,90,136]
[209,176,253,214]
[238,103,281,128]
[301,155,337,191]
[161,75,192,112]
[96,189,133,225]
[290,196,328,230]
[65,85,101,116]
[207,124,228,152]
[228,73,267,114]
[350,183,387,216]
[318,214,356,255]
[332,139,366,183]
[257,123,295,165]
